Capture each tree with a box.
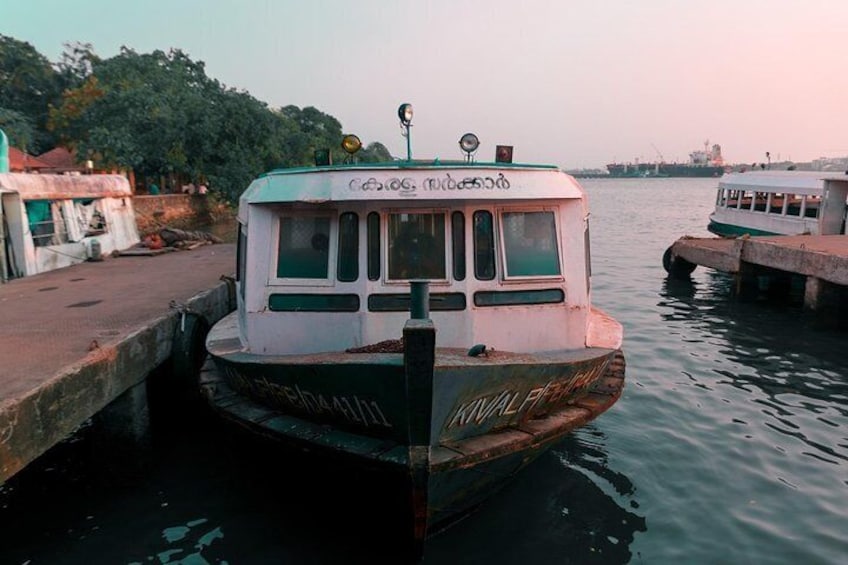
[4,35,394,202]
[358,141,393,163]
[0,34,63,152]
[0,108,36,150]
[280,105,344,164]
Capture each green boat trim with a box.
[707,220,779,238]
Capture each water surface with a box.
[1,177,846,564]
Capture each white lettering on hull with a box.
[447,363,607,429]
[223,368,393,429]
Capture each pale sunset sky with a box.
[3,0,847,169]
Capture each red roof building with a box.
[8,147,51,172]
[36,147,88,173]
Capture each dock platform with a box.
[0,244,236,484]
[665,234,848,311]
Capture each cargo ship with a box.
[607,141,726,178]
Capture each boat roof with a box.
[0,173,132,199]
[719,170,848,194]
[239,161,584,211]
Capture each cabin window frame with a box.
[785,194,802,217]
[451,211,466,281]
[270,210,337,287]
[25,199,63,247]
[336,211,359,282]
[237,223,248,301]
[473,210,496,281]
[753,191,767,212]
[384,208,450,284]
[496,206,564,283]
[716,188,726,207]
[367,212,381,281]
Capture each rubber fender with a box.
[171,312,211,390]
[662,246,697,279]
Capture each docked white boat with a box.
[0,173,140,282]
[708,170,848,237]
[202,106,625,552]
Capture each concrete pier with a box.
[665,235,848,312]
[0,244,236,484]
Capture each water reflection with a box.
[424,429,645,564]
[0,378,645,565]
[658,271,848,467]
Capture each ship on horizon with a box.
[606,141,726,178]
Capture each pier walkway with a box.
[665,234,848,310]
[0,244,236,484]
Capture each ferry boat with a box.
[708,170,848,237]
[202,106,626,552]
[0,173,140,282]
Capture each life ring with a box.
[662,246,697,279]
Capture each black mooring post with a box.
[409,280,430,320]
[404,280,435,556]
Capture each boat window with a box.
[387,212,446,280]
[805,195,821,218]
[473,211,496,280]
[276,215,331,279]
[337,212,358,282]
[25,200,66,247]
[474,288,565,307]
[237,223,247,300]
[73,198,108,237]
[786,194,802,217]
[754,192,767,212]
[501,210,561,278]
[451,211,466,281]
[727,189,740,208]
[269,293,359,312]
[368,292,466,312]
[716,188,726,207]
[367,212,380,281]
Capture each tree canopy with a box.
[0,37,394,202]
[0,34,64,152]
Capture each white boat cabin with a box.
[0,173,140,282]
[710,171,848,236]
[235,163,594,355]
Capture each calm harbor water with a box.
[1,178,846,564]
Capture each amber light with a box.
[341,134,362,155]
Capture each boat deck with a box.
[207,311,614,367]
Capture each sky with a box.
[3,0,848,169]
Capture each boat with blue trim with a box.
[708,170,848,237]
[202,105,625,553]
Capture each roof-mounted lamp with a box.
[459,132,480,162]
[398,103,413,161]
[341,134,362,163]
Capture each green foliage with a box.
[0,108,36,150]
[359,141,394,163]
[0,34,62,152]
[0,35,393,203]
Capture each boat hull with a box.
[203,312,625,545]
